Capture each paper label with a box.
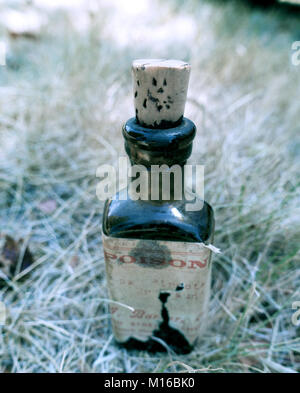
[102,233,213,346]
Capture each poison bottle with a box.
[102,59,215,354]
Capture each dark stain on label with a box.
[129,240,171,269]
[151,291,192,353]
[117,289,192,354]
[176,282,184,291]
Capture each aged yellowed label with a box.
[102,233,213,346]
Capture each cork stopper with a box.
[132,59,191,128]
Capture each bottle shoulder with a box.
[102,190,214,242]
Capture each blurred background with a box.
[0,0,299,373]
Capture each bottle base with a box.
[116,336,193,355]
[115,314,194,355]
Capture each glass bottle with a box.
[102,59,215,354]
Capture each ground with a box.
[0,0,299,372]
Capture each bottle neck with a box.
[128,163,186,203]
[123,117,196,167]
[123,117,196,203]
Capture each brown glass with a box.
[102,117,214,353]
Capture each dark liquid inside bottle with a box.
[102,117,214,353]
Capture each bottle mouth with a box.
[135,116,183,130]
[123,117,196,166]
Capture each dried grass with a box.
[0,0,299,372]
